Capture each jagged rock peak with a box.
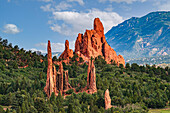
[59,40,73,60]
[65,40,69,50]
[94,18,104,37]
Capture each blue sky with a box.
[0,0,170,53]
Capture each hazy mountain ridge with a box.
[106,11,170,59]
[126,55,170,67]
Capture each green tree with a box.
[0,105,5,113]
[68,104,73,113]
[21,103,26,113]
[3,52,10,61]
[52,56,57,61]
[125,63,130,69]
[13,61,18,69]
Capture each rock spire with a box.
[105,89,112,110]
[87,59,97,94]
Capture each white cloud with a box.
[67,0,84,5]
[2,24,21,34]
[55,2,72,11]
[40,2,72,12]
[157,1,170,11]
[50,9,123,36]
[40,4,53,12]
[105,5,114,12]
[35,41,75,53]
[99,0,147,4]
[39,0,53,2]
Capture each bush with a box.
[66,89,74,94]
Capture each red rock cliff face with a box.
[44,40,54,98]
[74,18,125,66]
[87,60,97,94]
[105,89,112,110]
[59,40,73,60]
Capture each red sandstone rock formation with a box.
[105,89,112,110]
[56,63,64,94]
[44,41,72,98]
[64,70,72,90]
[74,18,125,66]
[59,40,73,60]
[117,55,125,66]
[44,40,54,98]
[87,59,97,94]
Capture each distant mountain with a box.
[106,11,170,59]
[126,55,170,67]
[42,52,61,58]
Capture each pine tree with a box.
[21,102,26,113]
[68,104,73,113]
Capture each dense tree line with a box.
[0,37,169,113]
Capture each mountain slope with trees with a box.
[0,37,169,113]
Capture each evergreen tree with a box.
[68,104,73,113]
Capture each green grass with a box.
[149,107,170,113]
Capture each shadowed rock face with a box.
[87,60,97,94]
[64,70,72,90]
[74,18,125,66]
[59,40,73,60]
[105,89,112,110]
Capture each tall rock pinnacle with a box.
[44,40,72,98]
[44,40,54,98]
[94,18,104,38]
[59,40,73,60]
[105,89,112,110]
[87,59,97,94]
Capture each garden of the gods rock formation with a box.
[44,40,98,98]
[44,18,126,109]
[59,18,125,66]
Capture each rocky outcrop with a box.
[117,55,125,66]
[105,89,112,110]
[44,40,54,98]
[44,40,72,98]
[74,18,125,66]
[87,60,97,94]
[59,40,73,60]
[64,70,72,90]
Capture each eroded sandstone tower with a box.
[87,59,97,94]
[105,89,112,110]
[44,40,54,98]
[44,40,72,98]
